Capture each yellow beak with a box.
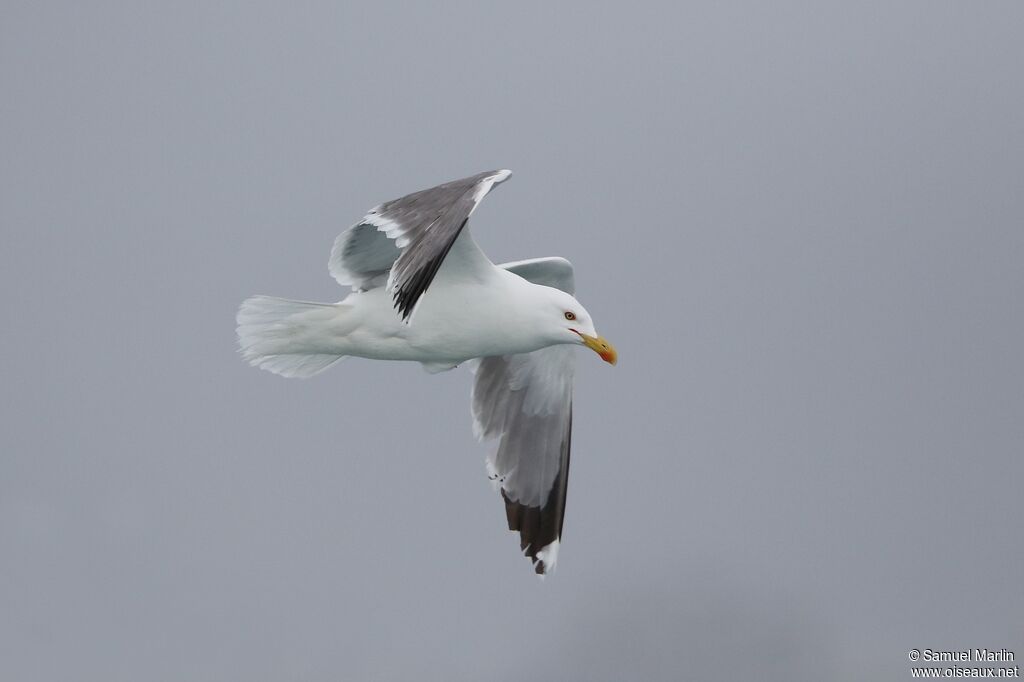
[577,332,618,365]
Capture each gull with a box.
[236,170,616,574]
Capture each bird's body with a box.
[237,170,615,574]
[241,234,583,370]
[343,239,569,365]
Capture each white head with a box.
[534,286,617,364]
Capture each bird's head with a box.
[542,288,617,365]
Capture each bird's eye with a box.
[564,311,576,321]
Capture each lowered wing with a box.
[470,257,577,575]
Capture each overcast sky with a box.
[2,2,1022,681]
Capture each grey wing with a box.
[498,256,575,295]
[329,169,511,319]
[471,345,575,575]
[469,256,577,575]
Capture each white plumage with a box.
[237,170,616,574]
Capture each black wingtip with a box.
[390,217,469,321]
[502,483,566,575]
[496,409,571,575]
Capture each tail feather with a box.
[236,296,347,378]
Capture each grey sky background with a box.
[2,2,1022,680]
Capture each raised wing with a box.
[329,169,511,319]
[469,257,577,575]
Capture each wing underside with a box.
[473,345,575,574]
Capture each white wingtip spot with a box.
[536,538,560,574]
[470,170,513,212]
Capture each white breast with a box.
[339,267,550,364]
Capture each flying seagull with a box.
[236,170,616,574]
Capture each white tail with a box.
[236,296,347,378]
